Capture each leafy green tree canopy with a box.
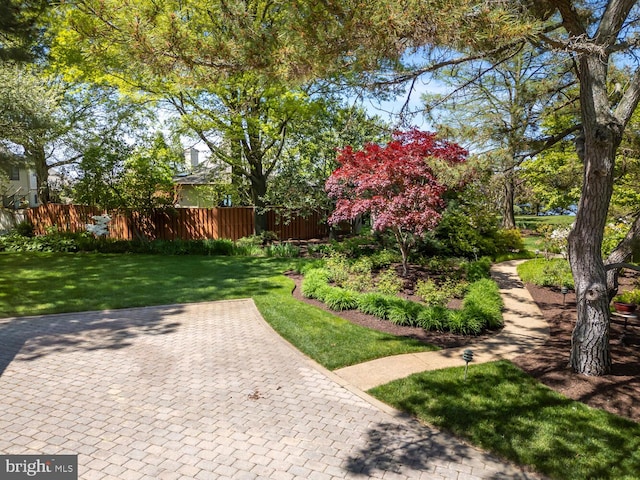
[0,0,49,62]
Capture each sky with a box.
[357,75,449,130]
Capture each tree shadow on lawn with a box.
[368,361,640,480]
[0,254,288,317]
[0,305,184,377]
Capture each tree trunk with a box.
[27,143,50,204]
[392,228,410,276]
[567,144,614,375]
[567,56,621,376]
[501,172,516,229]
[250,170,268,235]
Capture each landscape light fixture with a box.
[462,349,474,381]
[561,285,568,305]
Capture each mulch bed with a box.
[288,273,640,423]
[512,284,640,423]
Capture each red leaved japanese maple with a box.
[326,129,467,274]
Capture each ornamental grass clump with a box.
[387,298,423,327]
[417,306,448,331]
[356,292,392,318]
[447,309,483,335]
[265,242,301,258]
[323,287,360,311]
[462,278,504,329]
[301,268,331,299]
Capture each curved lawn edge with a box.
[253,276,439,371]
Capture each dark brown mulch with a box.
[288,273,494,349]
[512,284,640,423]
[288,272,640,423]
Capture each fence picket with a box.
[24,205,327,241]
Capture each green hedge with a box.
[0,231,305,258]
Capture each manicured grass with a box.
[516,215,574,254]
[515,214,575,230]
[0,252,435,369]
[254,294,437,370]
[0,252,291,315]
[369,361,640,480]
[516,257,574,289]
[522,234,544,252]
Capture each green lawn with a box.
[0,252,435,369]
[515,214,575,230]
[515,215,574,254]
[369,361,640,480]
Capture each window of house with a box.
[9,166,20,181]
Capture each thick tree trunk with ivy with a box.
[249,169,268,235]
[28,143,50,204]
[501,171,516,230]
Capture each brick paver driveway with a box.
[0,300,537,479]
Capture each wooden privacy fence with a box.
[25,204,328,241]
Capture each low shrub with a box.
[493,228,525,253]
[205,238,235,256]
[306,243,333,257]
[290,258,325,275]
[431,205,500,258]
[343,273,374,292]
[350,256,374,274]
[14,221,35,237]
[235,234,264,248]
[300,251,503,337]
[233,244,264,257]
[0,231,80,253]
[329,235,377,258]
[464,256,492,282]
[415,279,449,307]
[150,239,190,255]
[375,267,404,296]
[422,256,464,276]
[517,258,574,289]
[369,249,401,269]
[265,242,300,258]
[260,230,279,244]
[324,252,350,285]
